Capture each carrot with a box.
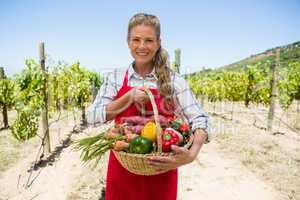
[111,127,121,133]
[105,129,121,139]
[113,141,129,151]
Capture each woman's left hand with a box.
[148,145,195,173]
[148,130,208,173]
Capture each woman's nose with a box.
[138,40,146,48]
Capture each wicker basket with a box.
[112,88,193,176]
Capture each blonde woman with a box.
[88,13,211,200]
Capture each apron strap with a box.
[123,70,129,86]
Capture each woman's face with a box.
[128,25,160,67]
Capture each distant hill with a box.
[220,41,300,70]
[188,40,300,76]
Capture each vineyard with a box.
[187,45,300,130]
[0,42,300,200]
[0,44,101,140]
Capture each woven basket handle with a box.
[143,88,163,153]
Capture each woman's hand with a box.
[148,129,208,173]
[105,87,150,121]
[148,134,196,173]
[148,145,195,173]
[131,87,149,106]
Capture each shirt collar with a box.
[127,62,158,80]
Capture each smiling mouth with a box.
[136,52,148,56]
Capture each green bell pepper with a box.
[128,136,153,154]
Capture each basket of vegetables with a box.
[74,88,194,176]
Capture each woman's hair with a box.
[127,13,175,111]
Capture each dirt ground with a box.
[0,101,299,200]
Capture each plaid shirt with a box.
[87,64,212,141]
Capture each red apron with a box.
[105,70,177,200]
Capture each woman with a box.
[87,13,211,200]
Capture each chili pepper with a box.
[162,128,181,152]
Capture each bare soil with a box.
[0,102,299,200]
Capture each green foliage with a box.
[48,61,70,111]
[222,71,247,102]
[88,71,102,91]
[11,59,44,141]
[187,62,273,107]
[244,63,271,106]
[187,57,300,111]
[2,56,104,141]
[15,59,44,106]
[217,41,300,72]
[11,106,39,142]
[69,62,92,108]
[277,61,300,110]
[48,61,101,112]
[189,72,226,102]
[0,78,15,109]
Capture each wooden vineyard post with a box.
[92,82,97,101]
[81,105,87,126]
[267,48,280,131]
[39,42,51,155]
[0,67,9,128]
[295,100,300,130]
[0,67,4,79]
[174,48,181,74]
[200,67,205,108]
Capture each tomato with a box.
[179,123,189,133]
[167,116,176,124]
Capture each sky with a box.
[1,0,300,76]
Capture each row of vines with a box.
[1,47,300,146]
[187,56,300,130]
[0,59,102,142]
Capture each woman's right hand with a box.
[131,87,149,106]
[105,87,149,121]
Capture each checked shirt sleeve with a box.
[172,73,212,142]
[87,71,118,125]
